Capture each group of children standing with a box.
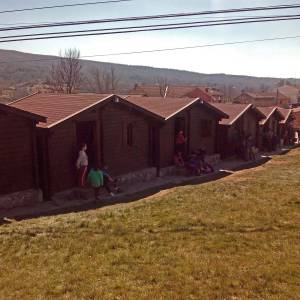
[76,143,119,201]
[174,131,214,176]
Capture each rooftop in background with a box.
[129,84,225,102]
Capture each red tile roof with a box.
[211,103,264,125]
[129,85,163,97]
[129,84,224,100]
[166,85,200,98]
[9,93,113,128]
[124,95,228,120]
[278,107,292,124]
[124,95,199,120]
[245,92,277,99]
[257,106,285,125]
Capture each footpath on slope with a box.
[0,146,297,223]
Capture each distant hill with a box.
[0,49,299,98]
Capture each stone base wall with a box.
[0,189,43,210]
[117,167,157,184]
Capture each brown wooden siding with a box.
[102,102,150,175]
[47,121,77,194]
[189,106,218,155]
[0,112,35,194]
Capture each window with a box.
[201,120,213,138]
[127,123,134,146]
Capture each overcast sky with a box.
[0,0,299,78]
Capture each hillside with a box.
[0,149,300,299]
[0,49,299,98]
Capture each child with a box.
[174,151,185,167]
[87,164,104,201]
[185,153,201,176]
[102,166,120,196]
[76,143,88,187]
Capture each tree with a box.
[89,66,120,93]
[155,76,168,97]
[48,48,82,93]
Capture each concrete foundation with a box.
[0,189,43,210]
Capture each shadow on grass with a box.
[0,156,273,225]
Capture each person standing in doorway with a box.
[76,143,88,187]
[175,130,187,155]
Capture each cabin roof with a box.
[277,107,293,124]
[0,102,46,123]
[124,95,228,120]
[9,93,113,128]
[124,95,198,120]
[211,103,264,126]
[9,93,228,128]
[257,106,285,125]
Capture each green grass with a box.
[1,149,300,300]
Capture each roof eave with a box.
[200,99,229,119]
[0,102,46,123]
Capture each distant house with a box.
[0,86,16,102]
[0,103,46,207]
[211,103,265,158]
[257,107,285,149]
[129,84,226,102]
[277,85,300,106]
[234,91,289,107]
[10,93,226,199]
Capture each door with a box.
[174,117,186,154]
[76,121,96,167]
[149,125,158,166]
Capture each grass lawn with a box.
[0,149,300,300]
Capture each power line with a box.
[0,14,298,40]
[0,0,132,15]
[0,34,299,65]
[0,3,299,32]
[0,16,299,43]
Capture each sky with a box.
[0,0,299,78]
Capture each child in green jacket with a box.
[87,164,104,201]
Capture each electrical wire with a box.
[0,16,299,43]
[0,3,299,32]
[0,34,299,65]
[0,14,298,40]
[0,0,132,15]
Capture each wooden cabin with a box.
[125,96,227,168]
[278,108,294,145]
[257,107,285,150]
[0,103,46,201]
[10,93,155,199]
[211,103,264,158]
[10,93,226,199]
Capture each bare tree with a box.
[155,76,168,97]
[48,48,82,93]
[89,66,120,93]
